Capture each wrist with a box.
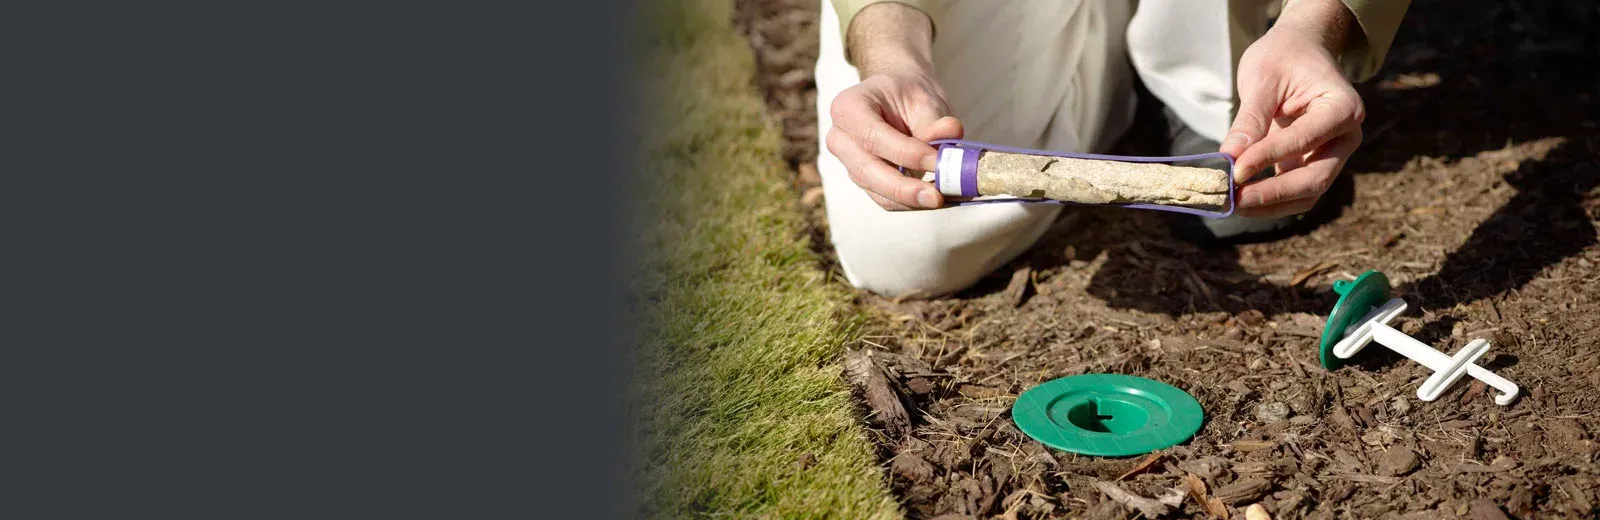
[1272,0,1354,57]
[847,3,935,78]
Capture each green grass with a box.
[629,1,901,518]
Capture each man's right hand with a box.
[825,3,963,210]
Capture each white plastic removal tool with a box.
[1332,298,1519,406]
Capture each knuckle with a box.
[859,125,882,155]
[825,129,844,154]
[896,184,920,206]
[844,164,870,189]
[1313,172,1338,195]
[1233,111,1272,139]
[828,92,854,122]
[1259,184,1288,206]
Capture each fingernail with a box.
[1244,191,1265,207]
[917,189,940,208]
[920,154,939,172]
[1233,165,1254,182]
[1221,132,1251,150]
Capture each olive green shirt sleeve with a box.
[831,0,935,64]
[1337,0,1411,82]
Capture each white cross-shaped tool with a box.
[1332,298,1519,406]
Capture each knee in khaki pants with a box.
[822,185,1061,299]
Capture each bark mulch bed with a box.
[737,1,1600,517]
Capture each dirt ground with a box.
[735,1,1600,518]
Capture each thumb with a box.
[911,116,963,143]
[1222,82,1278,180]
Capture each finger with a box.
[1268,116,1305,174]
[911,115,963,143]
[1237,131,1361,208]
[866,191,915,211]
[831,91,941,171]
[1220,76,1280,160]
[1237,196,1319,218]
[1235,91,1362,182]
[828,128,943,209]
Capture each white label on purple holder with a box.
[936,147,965,197]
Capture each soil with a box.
[735,1,1600,518]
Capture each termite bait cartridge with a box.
[917,139,1238,218]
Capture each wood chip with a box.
[1185,473,1229,519]
[1002,265,1032,307]
[1231,439,1277,452]
[1117,453,1167,481]
[889,452,936,481]
[1560,478,1594,513]
[1376,445,1421,476]
[842,350,910,438]
[1214,477,1272,505]
[1460,379,1488,404]
[905,377,935,395]
[1468,499,1511,520]
[1178,457,1229,481]
[1093,481,1170,518]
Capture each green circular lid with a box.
[1012,374,1202,457]
[1318,270,1391,369]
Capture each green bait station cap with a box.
[1318,270,1391,370]
[1012,374,1203,457]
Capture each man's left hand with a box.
[1221,0,1365,218]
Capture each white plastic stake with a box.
[1332,298,1519,406]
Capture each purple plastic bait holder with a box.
[913,138,1237,219]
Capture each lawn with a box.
[628,1,900,518]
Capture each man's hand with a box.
[826,3,963,210]
[1221,0,1365,218]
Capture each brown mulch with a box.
[736,1,1600,518]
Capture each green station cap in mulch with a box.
[1012,374,1203,457]
[1318,270,1392,370]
